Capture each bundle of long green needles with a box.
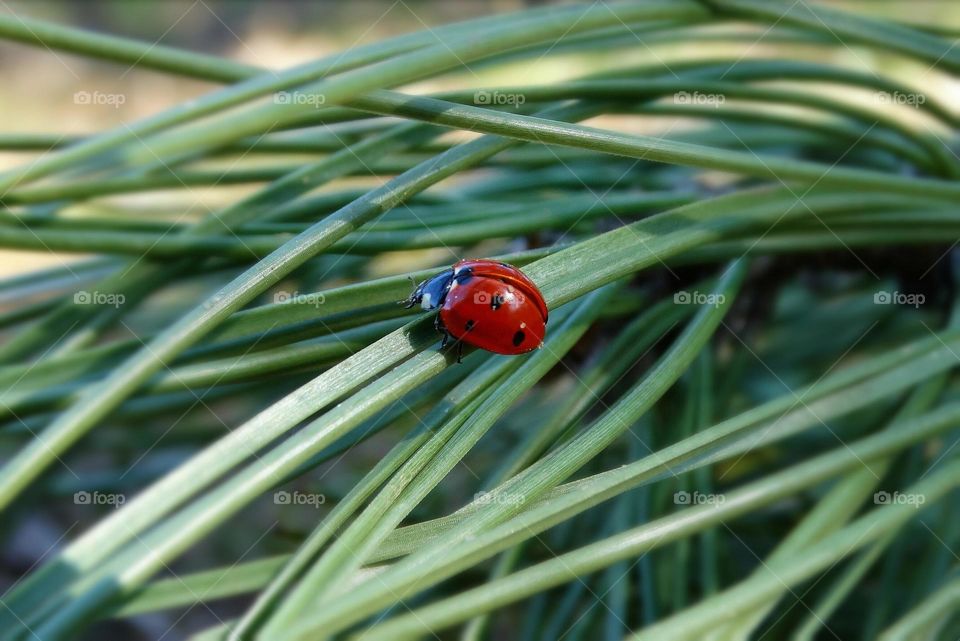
[0,1,959,639]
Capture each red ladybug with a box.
[404,259,548,358]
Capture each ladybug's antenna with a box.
[400,275,421,308]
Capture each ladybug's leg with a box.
[435,315,463,363]
[435,313,453,351]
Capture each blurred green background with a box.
[2,0,958,277]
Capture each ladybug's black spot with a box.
[490,294,504,310]
[465,320,475,331]
[512,330,525,346]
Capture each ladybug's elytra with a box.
[404,259,548,358]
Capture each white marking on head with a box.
[420,292,433,310]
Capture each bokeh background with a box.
[3,0,958,277]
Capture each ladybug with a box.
[404,259,548,359]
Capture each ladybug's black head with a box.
[403,268,454,311]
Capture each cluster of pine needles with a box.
[0,1,959,639]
